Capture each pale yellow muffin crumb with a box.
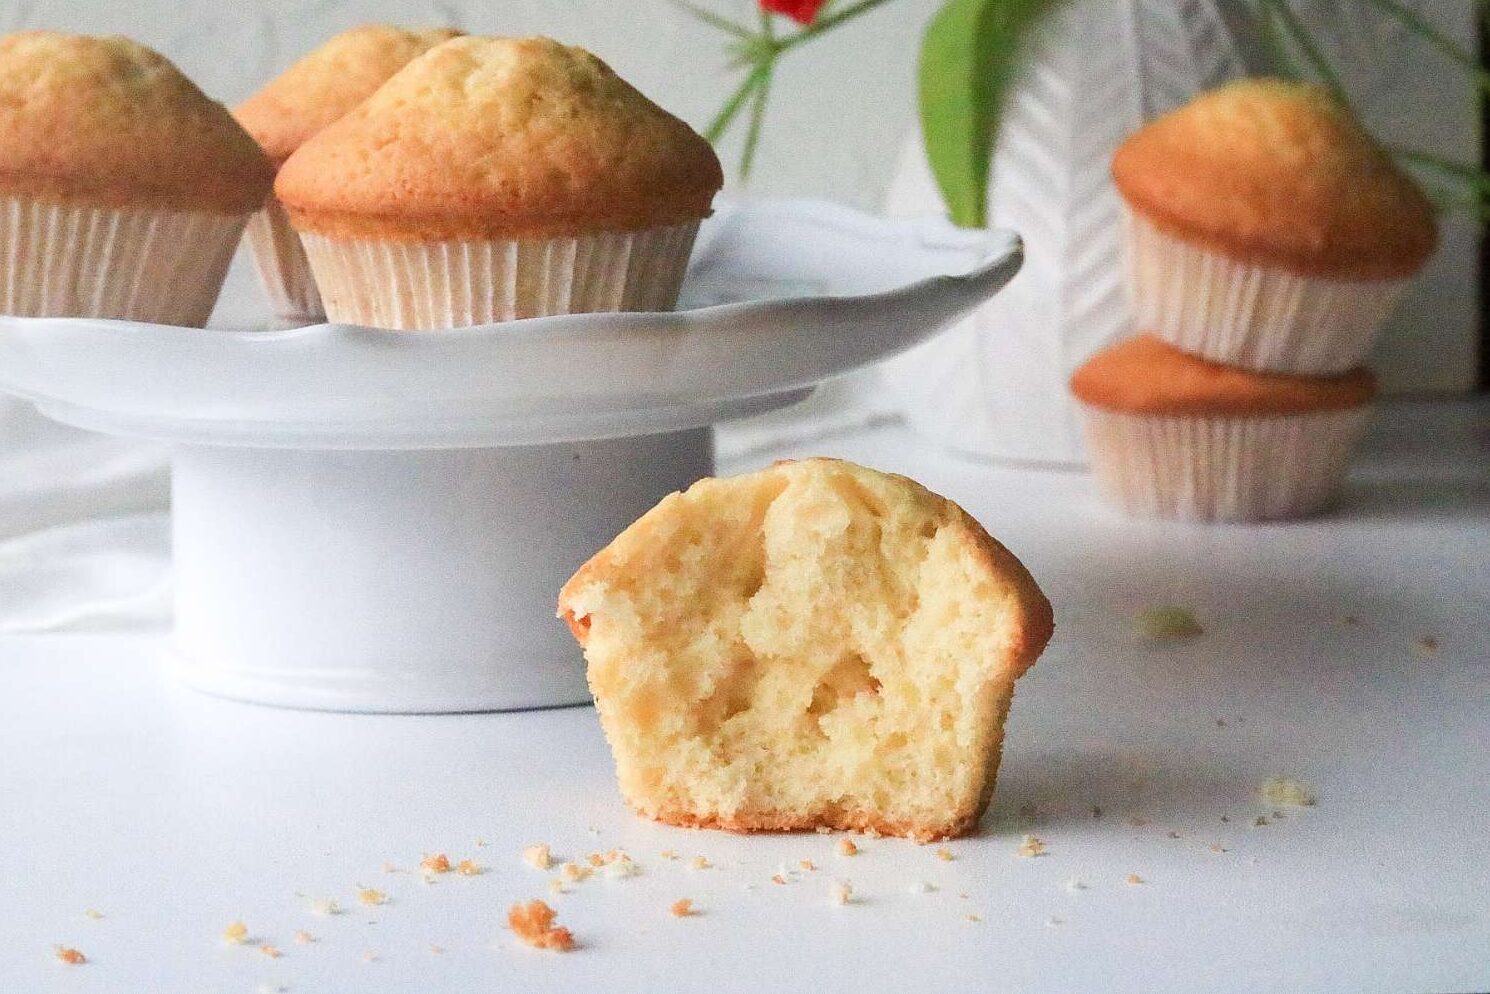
[293,931,314,944]
[837,839,858,857]
[222,921,249,944]
[508,900,575,951]
[310,898,341,916]
[523,844,554,870]
[689,856,712,871]
[1018,835,1047,857]
[660,850,679,860]
[831,880,854,906]
[935,848,954,862]
[1125,874,1144,886]
[259,944,281,959]
[560,862,591,883]
[358,887,387,906]
[799,859,816,872]
[1137,605,1203,640]
[456,859,483,876]
[965,914,982,923]
[83,909,103,920]
[771,874,787,886]
[1260,777,1316,808]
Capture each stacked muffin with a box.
[0,32,272,326]
[1074,80,1437,522]
[233,25,462,325]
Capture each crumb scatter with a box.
[836,839,858,857]
[421,854,452,874]
[223,921,249,944]
[523,844,554,871]
[358,887,388,906]
[54,946,86,965]
[670,898,694,917]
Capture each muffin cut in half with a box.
[233,24,462,324]
[558,458,1053,841]
[1114,78,1436,374]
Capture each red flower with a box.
[761,0,827,25]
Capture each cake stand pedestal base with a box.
[170,429,713,713]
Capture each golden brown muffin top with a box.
[233,24,462,166]
[275,36,724,240]
[0,31,273,214]
[1112,78,1437,280]
[1071,335,1376,415]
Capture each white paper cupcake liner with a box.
[1126,211,1407,375]
[299,221,701,330]
[1080,404,1370,522]
[0,196,246,327]
[244,198,324,325]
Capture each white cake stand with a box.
[0,199,1022,713]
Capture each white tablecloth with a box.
[0,398,172,633]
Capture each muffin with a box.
[557,458,1054,841]
[0,32,273,326]
[274,36,723,330]
[1113,79,1437,374]
[233,25,462,324]
[1072,335,1375,521]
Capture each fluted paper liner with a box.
[1127,211,1407,375]
[1080,404,1370,522]
[299,221,701,330]
[244,198,323,325]
[0,196,246,327]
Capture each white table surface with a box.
[2,397,1487,994]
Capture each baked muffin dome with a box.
[0,31,272,214]
[275,35,724,240]
[233,24,462,165]
[558,458,1053,841]
[1112,78,1436,280]
[1071,335,1376,416]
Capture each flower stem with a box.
[704,61,771,143]
[741,62,775,178]
[1263,0,1350,107]
[1356,0,1490,96]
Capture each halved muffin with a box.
[558,458,1053,841]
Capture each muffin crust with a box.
[233,25,462,165]
[0,31,272,214]
[1071,335,1376,416]
[275,36,723,240]
[1113,79,1436,280]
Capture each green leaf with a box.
[918,0,1063,228]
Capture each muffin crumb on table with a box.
[508,900,576,952]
